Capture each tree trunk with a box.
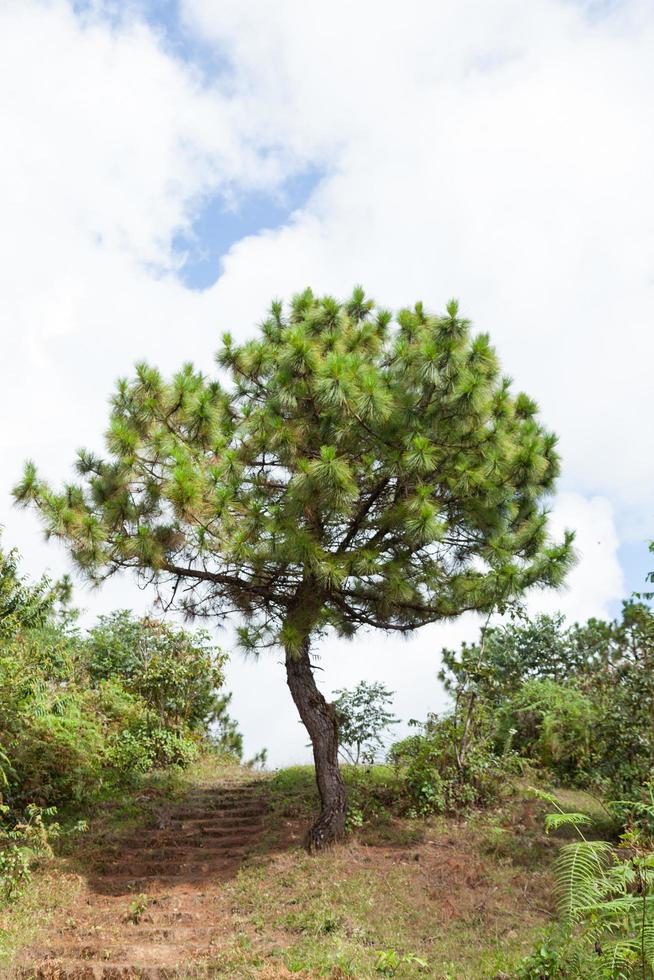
[285,638,346,850]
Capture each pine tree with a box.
[14,288,574,848]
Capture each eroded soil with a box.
[13,780,268,979]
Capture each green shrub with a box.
[440,599,654,800]
[389,713,511,815]
[496,679,596,785]
[3,693,106,807]
[0,545,237,816]
[84,611,226,730]
[139,727,199,768]
[517,787,654,979]
[107,726,198,783]
[106,730,154,781]
[0,803,84,903]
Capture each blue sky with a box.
[1,0,652,762]
[172,172,321,290]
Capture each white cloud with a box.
[184,0,654,523]
[528,492,624,621]
[0,0,647,763]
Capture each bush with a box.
[106,726,198,783]
[389,713,512,815]
[0,544,237,816]
[495,679,597,785]
[84,611,227,730]
[441,599,654,799]
[0,803,84,903]
[6,701,106,806]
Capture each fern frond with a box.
[641,922,654,969]
[594,939,639,979]
[582,895,644,920]
[527,786,559,805]
[545,811,593,834]
[554,841,613,922]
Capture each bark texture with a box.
[285,638,346,850]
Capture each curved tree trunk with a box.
[285,637,346,850]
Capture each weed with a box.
[124,893,149,924]
[375,949,429,974]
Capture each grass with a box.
[194,763,560,977]
[0,869,79,968]
[207,830,551,977]
[0,756,606,978]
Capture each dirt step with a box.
[93,827,260,864]
[101,840,256,860]
[183,828,259,842]
[116,824,261,841]
[187,787,263,797]
[172,800,264,813]
[118,829,261,847]
[91,856,245,876]
[90,872,239,895]
[16,961,184,978]
[166,815,263,828]
[166,810,263,822]
[150,811,264,827]
[98,842,250,859]
[100,840,252,856]
[62,908,207,928]
[62,927,218,945]
[136,830,257,845]
[25,941,212,963]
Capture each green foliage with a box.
[518,788,654,978]
[334,681,399,765]
[388,712,512,816]
[85,610,226,730]
[106,726,198,781]
[581,600,654,795]
[443,598,654,796]
[497,679,597,784]
[375,949,429,974]
[0,803,84,903]
[0,542,58,640]
[0,543,233,815]
[440,612,590,704]
[124,893,150,925]
[16,287,573,655]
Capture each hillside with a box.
[0,756,573,979]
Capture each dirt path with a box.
[14,779,268,979]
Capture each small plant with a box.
[375,949,428,974]
[0,845,31,902]
[0,802,82,904]
[334,682,399,766]
[125,893,150,924]
[344,803,364,832]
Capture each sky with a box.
[0,0,652,765]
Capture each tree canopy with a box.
[15,288,573,642]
